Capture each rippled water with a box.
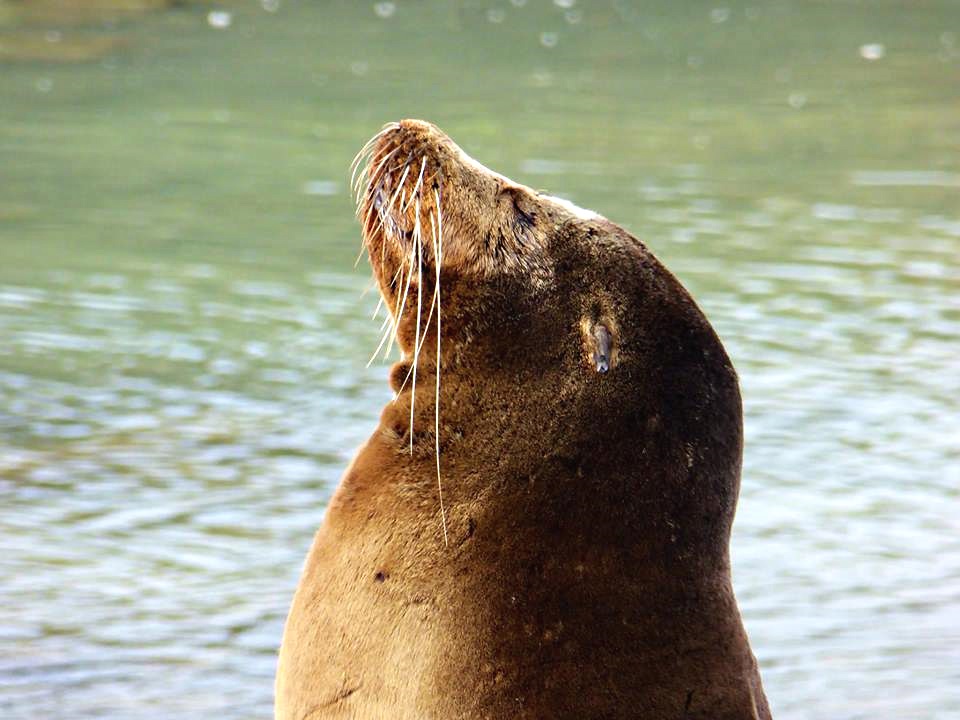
[1,2,958,718]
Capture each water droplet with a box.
[530,69,554,87]
[540,31,558,48]
[374,2,396,19]
[710,7,730,23]
[564,9,582,24]
[859,43,885,61]
[207,11,233,29]
[553,0,575,8]
[261,0,281,12]
[487,8,506,23]
[351,61,369,76]
[35,78,53,93]
[302,180,340,196]
[788,92,807,109]
[44,30,62,43]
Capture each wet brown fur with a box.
[275,120,771,720]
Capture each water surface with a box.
[1,2,958,718]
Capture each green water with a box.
[1,1,958,718]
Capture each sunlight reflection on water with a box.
[1,1,959,718]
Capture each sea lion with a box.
[275,119,771,720]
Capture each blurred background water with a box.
[1,1,958,718]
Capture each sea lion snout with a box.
[355,119,556,289]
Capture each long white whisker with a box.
[379,259,405,361]
[371,293,385,320]
[432,186,448,547]
[386,242,417,362]
[361,176,382,224]
[349,138,376,188]
[409,197,424,456]
[366,311,394,367]
[394,203,443,397]
[350,123,397,181]
[392,213,439,388]
[404,157,427,212]
[358,146,399,207]
[419,212,440,345]
[350,132,387,200]
[385,161,412,215]
[355,149,398,222]
[353,244,367,269]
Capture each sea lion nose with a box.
[399,118,435,130]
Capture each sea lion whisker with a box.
[350,156,369,203]
[417,211,440,342]
[377,260,406,361]
[384,159,413,217]
[350,123,397,180]
[366,312,394,368]
[353,244,367,269]
[358,146,399,208]
[404,156,428,213]
[349,140,375,189]
[386,241,417,362]
[408,199,425,455]
[432,188,448,547]
[361,199,380,247]
[351,134,388,201]
[394,206,441,399]
[389,260,404,289]
[392,190,440,380]
[360,276,377,299]
[349,127,383,174]
[362,173,386,220]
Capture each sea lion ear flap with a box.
[592,324,612,373]
[580,317,619,374]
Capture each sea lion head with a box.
[353,119,742,563]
